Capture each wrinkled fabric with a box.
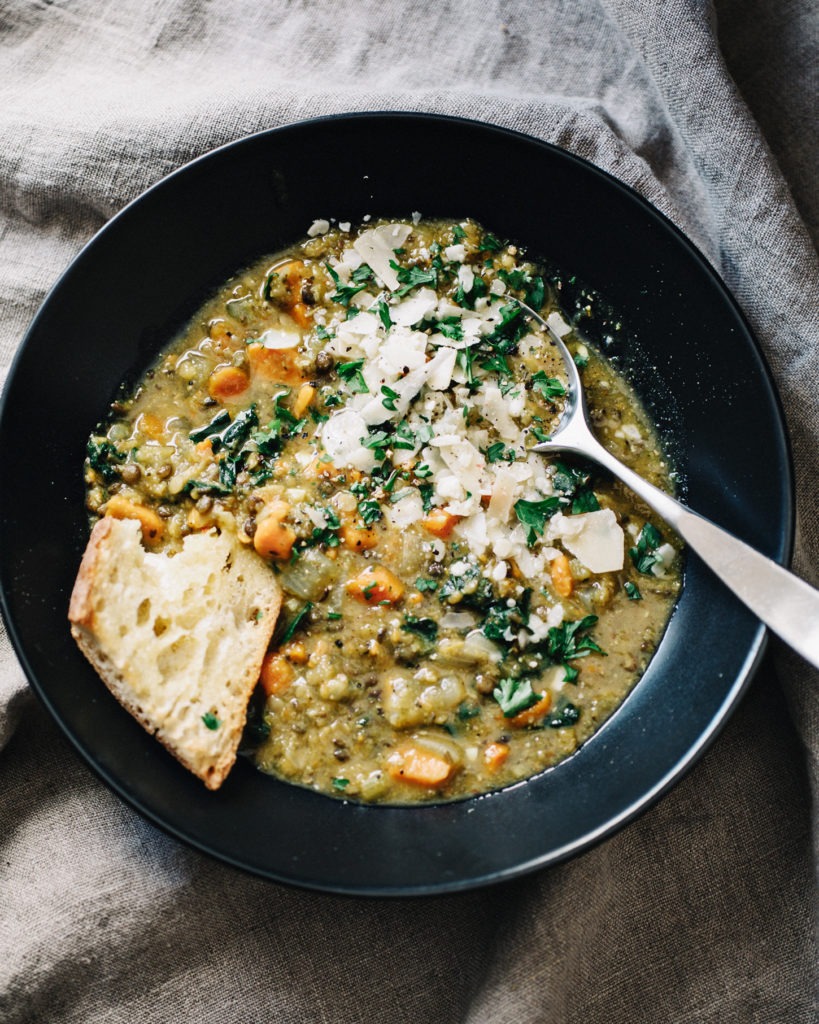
[0,2,816,1021]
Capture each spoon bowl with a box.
[515,298,819,671]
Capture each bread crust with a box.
[69,517,281,790]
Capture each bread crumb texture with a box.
[69,518,281,789]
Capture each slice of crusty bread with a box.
[69,517,281,790]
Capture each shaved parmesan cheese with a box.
[473,384,520,441]
[651,542,676,577]
[547,509,624,573]
[390,288,438,327]
[353,224,413,290]
[427,347,457,390]
[257,327,301,350]
[307,219,330,237]
[386,491,424,528]
[320,409,376,472]
[546,312,572,338]
[457,264,475,294]
[444,244,465,262]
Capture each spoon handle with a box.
[583,436,819,669]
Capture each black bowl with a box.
[0,113,791,895]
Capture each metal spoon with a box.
[515,298,819,670]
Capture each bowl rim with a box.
[0,111,794,895]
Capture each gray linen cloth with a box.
[1,1,816,1021]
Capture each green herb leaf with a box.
[531,371,566,402]
[86,438,125,482]
[381,384,400,411]
[514,496,562,545]
[358,498,382,525]
[546,615,604,662]
[202,712,221,730]
[401,615,438,641]
[624,581,642,600]
[415,577,438,593]
[547,698,580,728]
[629,523,663,575]
[493,677,541,717]
[391,262,437,297]
[375,298,392,330]
[337,359,369,394]
[278,601,314,645]
[332,777,350,791]
[485,441,516,464]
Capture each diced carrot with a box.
[288,301,312,329]
[208,365,249,401]
[387,743,455,787]
[302,457,339,480]
[340,521,379,552]
[346,565,404,605]
[135,412,165,440]
[484,741,510,771]
[195,437,214,457]
[259,652,294,696]
[292,383,316,419]
[508,691,553,728]
[421,508,461,539]
[253,500,296,561]
[246,342,306,386]
[278,259,306,289]
[282,640,309,665]
[103,495,164,546]
[550,552,574,598]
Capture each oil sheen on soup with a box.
[83,217,681,804]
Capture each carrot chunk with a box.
[103,495,164,546]
[259,652,294,696]
[288,301,312,329]
[246,343,306,386]
[253,500,296,561]
[508,692,553,728]
[346,565,404,605]
[550,552,574,598]
[387,743,455,787]
[340,522,379,552]
[484,742,510,771]
[208,365,249,401]
[421,508,461,539]
[292,383,316,419]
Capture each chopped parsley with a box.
[552,461,601,513]
[201,712,221,731]
[381,384,400,411]
[629,523,663,575]
[358,498,382,525]
[546,615,604,663]
[325,262,373,306]
[277,601,314,645]
[391,262,437,297]
[337,359,369,394]
[531,371,566,402]
[332,777,350,791]
[415,577,438,592]
[624,581,642,600]
[485,441,517,464]
[514,496,562,545]
[493,677,541,717]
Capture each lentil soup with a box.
[83,217,681,803]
